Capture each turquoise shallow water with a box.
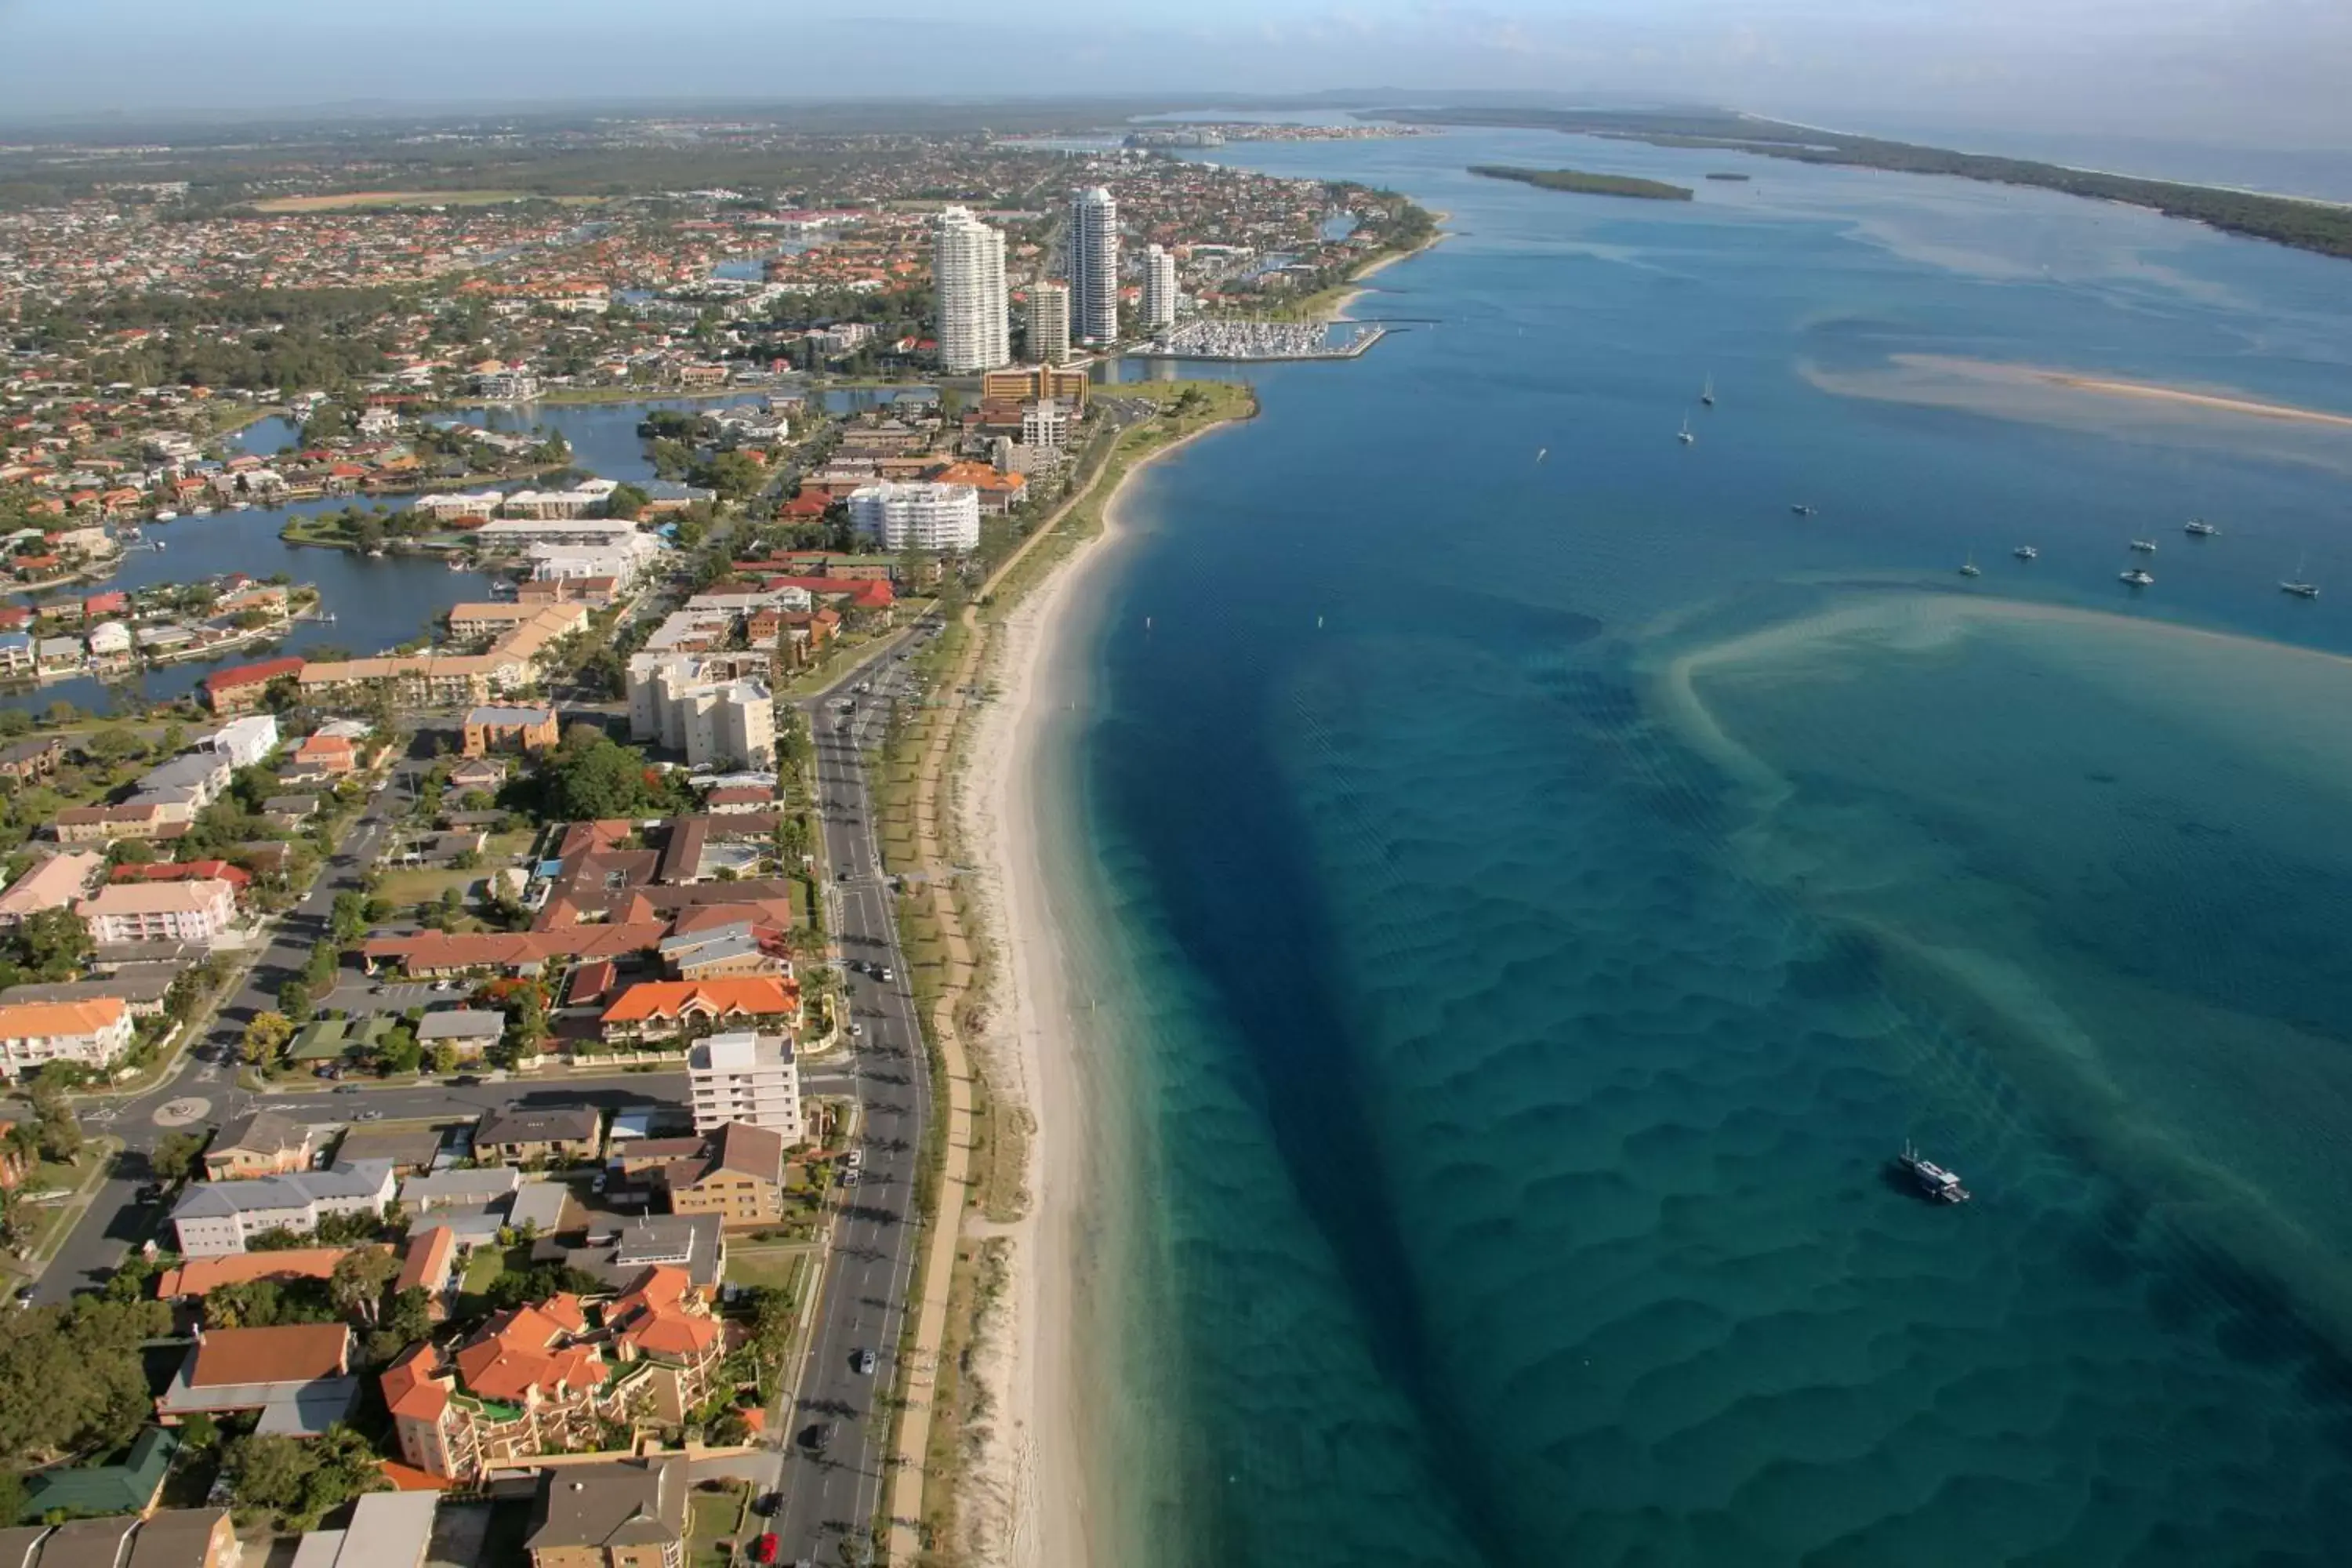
[1049,127,2352,1566]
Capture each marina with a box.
[1130,317,1388,361]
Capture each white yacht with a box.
[2013,546,2038,561]
[2119,568,2155,587]
[154,510,178,522]
[2129,539,2157,554]
[2184,518,2219,537]
[1677,415,1696,446]
[1700,374,1715,408]
[1958,554,1980,578]
[2281,556,2319,598]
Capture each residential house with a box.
[155,1323,360,1436]
[284,733,357,782]
[16,1429,180,1522]
[473,1106,603,1165]
[416,1009,506,1058]
[202,1109,317,1180]
[600,978,800,1044]
[395,1225,459,1314]
[132,752,232,809]
[0,969,176,1019]
[0,851,100,927]
[285,1495,437,1568]
[77,880,238,945]
[522,1459,687,1568]
[0,996,136,1077]
[657,1122,786,1231]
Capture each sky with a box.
[1,0,2347,149]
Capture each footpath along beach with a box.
[872,386,1252,1567]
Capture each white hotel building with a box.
[848,480,981,553]
[934,207,1009,374]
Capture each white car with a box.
[845,1149,864,1170]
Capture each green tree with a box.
[328,1247,400,1325]
[428,1041,460,1076]
[224,1425,387,1530]
[84,726,147,765]
[606,482,651,521]
[11,907,92,979]
[0,1295,172,1463]
[329,891,368,945]
[277,978,312,1022]
[241,1010,296,1066]
[151,1130,209,1182]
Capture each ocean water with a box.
[1051,128,2352,1566]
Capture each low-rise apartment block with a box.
[463,705,560,757]
[684,1031,801,1140]
[169,1161,397,1255]
[78,879,238,944]
[0,996,136,1078]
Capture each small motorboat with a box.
[2129,539,2157,554]
[2013,546,2038,561]
[2119,568,2155,587]
[1897,1144,1970,1204]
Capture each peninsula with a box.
[1411,108,2352,261]
[1469,164,1695,201]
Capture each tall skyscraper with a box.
[1141,244,1178,331]
[934,205,1008,373]
[1027,280,1071,365]
[1070,187,1120,344]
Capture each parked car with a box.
[750,1493,781,1518]
[332,1084,362,1094]
[855,1348,877,1376]
[751,1534,779,1566]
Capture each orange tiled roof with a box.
[452,1294,608,1404]
[601,977,797,1025]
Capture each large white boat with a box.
[2013,545,2038,561]
[2119,568,2155,587]
[2281,556,2320,599]
[2184,518,2219,537]
[1898,1144,1971,1204]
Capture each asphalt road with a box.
[766,633,933,1566]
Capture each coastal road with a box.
[767,634,932,1566]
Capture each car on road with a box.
[840,1168,860,1187]
[855,1348,877,1376]
[877,967,894,983]
[799,1421,834,1454]
[332,1084,362,1094]
[845,1148,863,1169]
[750,1534,779,1566]
[750,1493,781,1517]
[356,1110,384,1121]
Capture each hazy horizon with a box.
[1,0,2347,151]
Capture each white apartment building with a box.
[412,490,506,521]
[1070,187,1121,343]
[471,517,644,551]
[1022,399,1073,452]
[1142,243,1178,331]
[528,532,664,590]
[934,207,1010,374]
[848,480,981,553]
[196,714,281,768]
[687,1031,803,1140]
[77,879,239,945]
[0,996,136,1077]
[1028,280,1071,365]
[627,655,777,770]
[169,1161,398,1256]
[499,480,619,521]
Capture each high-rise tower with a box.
[1141,243,1178,332]
[934,205,1009,373]
[1069,187,1120,344]
[1028,279,1071,365]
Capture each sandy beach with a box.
[955,420,1237,1568]
[1333,216,1450,320]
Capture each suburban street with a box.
[29,746,426,1304]
[19,618,938,1565]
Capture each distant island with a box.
[1469,165,1694,201]
[1412,108,2352,262]
[1705,172,1752,182]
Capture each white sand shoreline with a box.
[958,420,1237,1568]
